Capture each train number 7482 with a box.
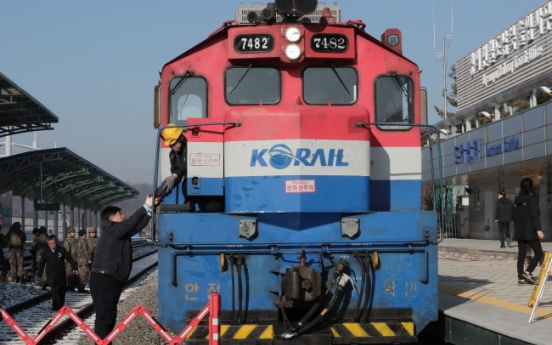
[311,34,349,52]
[234,34,274,53]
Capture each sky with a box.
[0,0,546,184]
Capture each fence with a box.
[0,293,220,345]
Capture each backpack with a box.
[9,231,22,247]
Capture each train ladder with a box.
[528,252,552,324]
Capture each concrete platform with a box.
[437,239,552,345]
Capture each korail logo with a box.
[250,144,349,169]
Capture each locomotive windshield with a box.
[375,76,414,126]
[303,67,357,105]
[169,77,207,124]
[225,67,280,105]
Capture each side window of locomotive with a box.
[303,67,357,105]
[169,77,207,125]
[226,67,280,105]
[375,76,414,130]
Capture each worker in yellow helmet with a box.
[157,124,187,198]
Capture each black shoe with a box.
[78,288,89,294]
[500,245,506,248]
[518,279,529,286]
[15,276,20,283]
[521,272,536,285]
[41,285,47,290]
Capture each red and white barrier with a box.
[0,292,220,345]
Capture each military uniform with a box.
[32,232,49,283]
[76,230,91,292]
[6,223,26,282]
[63,227,78,291]
[87,228,98,260]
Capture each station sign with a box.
[486,136,522,157]
[456,1,552,111]
[454,138,482,165]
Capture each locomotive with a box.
[152,1,438,343]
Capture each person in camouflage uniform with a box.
[76,229,92,293]
[6,222,26,283]
[63,226,78,291]
[31,226,49,289]
[86,227,98,263]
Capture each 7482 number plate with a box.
[234,34,274,53]
[311,34,349,52]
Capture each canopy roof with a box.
[0,148,138,211]
[0,71,59,138]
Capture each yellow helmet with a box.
[163,124,183,146]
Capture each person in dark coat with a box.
[89,197,152,341]
[512,178,544,286]
[38,235,79,311]
[494,191,514,248]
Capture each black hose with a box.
[296,282,346,336]
[230,255,235,322]
[237,255,243,325]
[296,302,322,329]
[361,255,372,322]
[353,254,366,321]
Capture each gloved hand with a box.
[163,175,177,193]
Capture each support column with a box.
[21,196,25,231]
[530,89,538,108]
[70,206,74,227]
[44,210,48,230]
[62,205,67,240]
[33,209,38,230]
[465,119,472,131]
[494,106,501,120]
[53,209,59,239]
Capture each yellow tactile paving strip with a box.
[439,285,552,320]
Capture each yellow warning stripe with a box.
[331,322,415,337]
[372,322,394,336]
[343,323,370,337]
[233,324,256,339]
[199,325,274,340]
[439,285,552,320]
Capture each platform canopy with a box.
[0,148,138,211]
[0,71,59,138]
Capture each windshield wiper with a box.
[330,64,350,95]
[230,64,253,94]
[170,71,194,95]
[391,72,409,98]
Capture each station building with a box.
[422,1,552,240]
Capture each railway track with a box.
[0,243,158,344]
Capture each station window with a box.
[225,67,280,105]
[375,75,414,129]
[303,67,357,105]
[169,77,207,125]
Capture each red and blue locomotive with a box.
[153,1,437,343]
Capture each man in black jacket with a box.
[494,191,514,248]
[38,235,79,311]
[89,197,152,341]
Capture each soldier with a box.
[63,226,78,291]
[6,222,26,283]
[32,226,49,289]
[87,227,98,262]
[0,223,10,279]
[76,229,92,293]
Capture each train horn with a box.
[294,0,318,15]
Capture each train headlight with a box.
[285,27,301,43]
[285,44,301,61]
